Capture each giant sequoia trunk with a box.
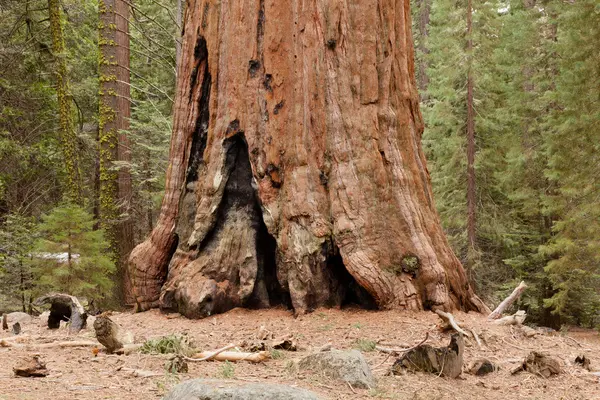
[128,0,489,318]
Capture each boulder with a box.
[298,349,375,389]
[6,312,32,325]
[164,379,321,400]
[38,311,50,328]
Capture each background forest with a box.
[0,0,598,328]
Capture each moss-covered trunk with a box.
[128,0,489,317]
[99,0,134,304]
[48,0,81,202]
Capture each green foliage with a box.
[219,361,235,379]
[141,334,193,355]
[414,0,600,327]
[32,203,115,299]
[354,338,377,352]
[0,214,37,311]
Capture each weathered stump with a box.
[34,293,87,333]
[392,334,464,378]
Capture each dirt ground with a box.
[1,307,599,400]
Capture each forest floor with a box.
[0,307,599,399]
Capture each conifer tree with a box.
[32,204,115,300]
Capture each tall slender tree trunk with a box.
[128,0,489,317]
[465,0,477,270]
[175,0,183,70]
[48,0,81,203]
[99,0,134,304]
[415,0,430,96]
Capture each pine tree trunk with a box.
[128,0,489,317]
[415,0,430,96]
[48,0,81,202]
[99,0,134,304]
[465,0,477,268]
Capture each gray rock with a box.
[298,349,375,389]
[38,311,50,327]
[163,379,321,400]
[7,312,32,325]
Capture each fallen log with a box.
[185,350,269,363]
[392,334,464,378]
[434,310,470,337]
[488,281,527,320]
[34,293,87,333]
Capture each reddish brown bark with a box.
[128,0,489,317]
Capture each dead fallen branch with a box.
[488,281,527,319]
[376,333,430,355]
[185,350,269,363]
[183,343,237,361]
[1,339,99,349]
[434,310,470,337]
[492,310,527,326]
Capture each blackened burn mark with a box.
[248,59,261,77]
[273,100,285,115]
[226,119,241,135]
[327,39,337,50]
[327,243,377,309]
[189,36,208,102]
[186,36,211,186]
[264,74,273,92]
[265,163,282,188]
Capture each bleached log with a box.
[186,350,269,363]
[488,281,527,320]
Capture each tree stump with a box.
[34,293,87,333]
[93,313,133,353]
[392,334,464,378]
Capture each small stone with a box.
[467,358,497,376]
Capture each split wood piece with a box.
[0,339,99,349]
[392,334,464,378]
[13,355,49,377]
[375,333,430,355]
[93,313,133,354]
[492,310,527,326]
[34,293,87,333]
[186,350,270,363]
[1,314,7,330]
[511,351,562,378]
[488,281,527,319]
[434,310,470,337]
